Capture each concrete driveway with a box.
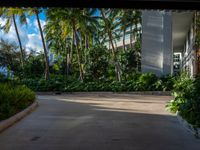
[0,93,199,150]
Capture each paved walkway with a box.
[0,94,199,150]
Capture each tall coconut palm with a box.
[27,8,50,80]
[45,8,83,80]
[45,8,99,81]
[100,8,122,82]
[119,10,129,51]
[0,7,27,68]
[77,8,100,67]
[44,19,69,75]
[120,10,141,50]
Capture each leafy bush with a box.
[166,72,200,128]
[20,73,174,92]
[166,72,194,113]
[0,72,8,82]
[179,75,200,128]
[0,83,36,121]
[85,45,109,81]
[136,73,158,91]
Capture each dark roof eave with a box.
[1,0,200,10]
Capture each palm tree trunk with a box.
[65,42,69,75]
[12,14,24,68]
[85,35,87,49]
[73,27,83,81]
[80,33,83,50]
[80,33,86,65]
[130,25,134,50]
[35,10,50,80]
[108,32,121,82]
[87,36,90,49]
[69,33,74,73]
[100,9,121,82]
[123,28,126,52]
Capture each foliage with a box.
[85,45,109,80]
[0,72,8,82]
[178,75,200,128]
[166,72,200,128]
[23,53,45,78]
[0,83,35,121]
[136,73,158,91]
[166,72,194,113]
[0,39,22,73]
[0,8,142,82]
[21,73,174,92]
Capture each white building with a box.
[105,25,142,50]
[141,10,199,77]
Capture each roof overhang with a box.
[172,12,193,52]
[1,0,200,10]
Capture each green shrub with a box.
[136,73,158,91]
[166,72,194,113]
[166,72,200,128]
[0,83,35,121]
[19,73,174,92]
[160,75,175,91]
[179,75,200,127]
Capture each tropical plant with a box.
[0,7,27,68]
[0,39,22,74]
[0,83,35,120]
[27,8,50,80]
[45,8,100,81]
[100,8,122,82]
[85,44,109,81]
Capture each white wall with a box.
[141,10,173,76]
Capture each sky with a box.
[0,10,46,53]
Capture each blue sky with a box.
[27,11,46,34]
[0,10,47,53]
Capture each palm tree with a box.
[0,7,27,68]
[119,10,141,50]
[77,8,100,70]
[45,8,99,81]
[27,8,50,80]
[45,8,83,80]
[44,16,66,71]
[130,10,142,49]
[100,8,122,82]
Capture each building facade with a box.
[141,10,200,77]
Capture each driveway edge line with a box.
[0,101,39,133]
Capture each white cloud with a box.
[0,18,28,46]
[26,18,31,25]
[0,17,46,53]
[26,33,43,52]
[0,18,6,26]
